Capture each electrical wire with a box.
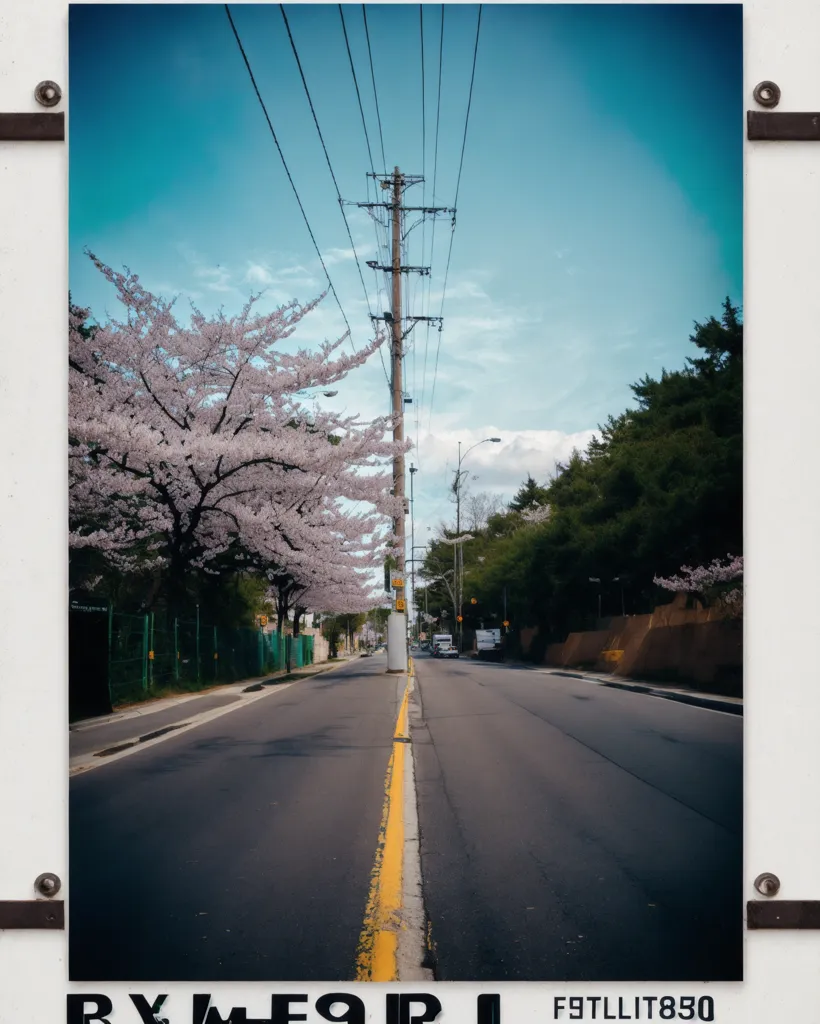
[338,4,393,394]
[420,5,426,183]
[339,4,376,179]
[279,4,391,387]
[362,5,387,173]
[225,3,357,351]
[419,4,445,423]
[427,4,483,432]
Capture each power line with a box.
[452,4,483,212]
[337,5,391,389]
[420,5,426,182]
[419,4,445,421]
[362,5,387,173]
[339,4,376,178]
[428,4,483,432]
[416,4,427,467]
[279,4,390,387]
[225,3,357,350]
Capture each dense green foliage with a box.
[417,300,742,655]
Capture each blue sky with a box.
[69,3,742,537]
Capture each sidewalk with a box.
[469,653,742,715]
[70,657,355,762]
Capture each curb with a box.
[70,656,360,774]
[546,669,742,716]
[70,658,354,732]
[598,679,742,715]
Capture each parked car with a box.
[436,644,459,659]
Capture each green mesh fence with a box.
[108,612,149,706]
[103,609,306,706]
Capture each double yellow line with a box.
[355,659,413,981]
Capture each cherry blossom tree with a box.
[520,502,551,525]
[70,255,407,611]
[654,555,743,615]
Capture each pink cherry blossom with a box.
[70,257,410,611]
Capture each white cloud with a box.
[324,247,356,266]
[408,424,598,536]
[245,262,274,286]
[244,260,319,292]
[441,279,489,301]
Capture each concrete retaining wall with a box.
[525,594,743,696]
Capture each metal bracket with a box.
[747,900,820,929]
[748,111,820,141]
[0,112,65,141]
[0,900,65,929]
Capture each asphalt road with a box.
[69,655,401,981]
[70,651,743,983]
[69,691,243,758]
[412,656,743,981]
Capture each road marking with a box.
[69,659,355,777]
[356,659,430,981]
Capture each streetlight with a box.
[407,543,429,640]
[453,437,502,651]
[589,576,625,620]
[589,578,602,622]
[612,576,626,617]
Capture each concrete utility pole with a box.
[386,167,407,671]
[350,167,453,672]
[391,167,405,578]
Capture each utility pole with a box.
[350,167,453,672]
[391,166,404,576]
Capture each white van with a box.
[431,633,453,656]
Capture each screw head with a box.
[753,872,781,897]
[34,872,61,898]
[34,81,62,108]
[753,81,781,109]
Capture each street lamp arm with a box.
[458,436,503,468]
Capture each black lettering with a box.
[130,994,169,1024]
[589,996,602,1019]
[554,996,566,1019]
[697,997,714,1022]
[678,997,695,1021]
[316,994,365,1024]
[644,997,657,1020]
[618,997,631,1019]
[659,997,676,1020]
[271,995,308,1024]
[477,994,500,1024]
[398,994,442,1024]
[604,996,617,1019]
[569,997,584,1020]
[67,996,113,1024]
[193,996,263,1024]
[386,994,400,1024]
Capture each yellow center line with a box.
[355,659,414,981]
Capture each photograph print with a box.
[68,3,743,983]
